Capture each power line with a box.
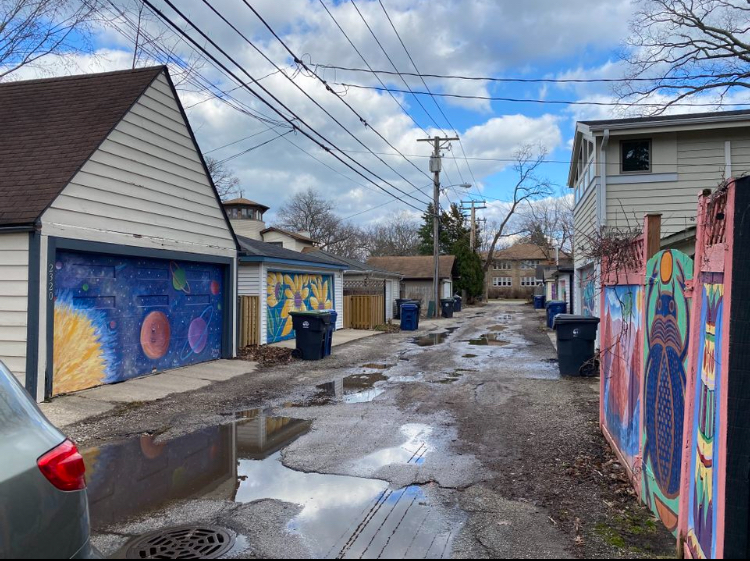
[216,130,293,164]
[230,0,434,198]
[377,0,478,187]
[204,128,275,155]
[140,0,429,213]
[316,0,431,138]
[330,82,750,108]
[343,183,433,220]
[311,63,727,85]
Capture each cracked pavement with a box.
[67,301,674,559]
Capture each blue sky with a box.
[11,0,651,224]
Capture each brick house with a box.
[484,243,568,299]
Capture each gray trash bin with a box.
[553,314,600,376]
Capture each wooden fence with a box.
[343,295,385,330]
[238,296,261,347]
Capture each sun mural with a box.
[266,272,334,343]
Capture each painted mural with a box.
[641,250,693,534]
[583,267,597,317]
[266,272,333,343]
[53,252,224,395]
[686,276,724,559]
[602,285,643,472]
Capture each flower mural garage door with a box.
[266,272,333,343]
[53,251,225,396]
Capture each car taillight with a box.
[37,439,86,491]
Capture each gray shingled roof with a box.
[0,66,164,227]
[237,236,346,267]
[302,249,402,277]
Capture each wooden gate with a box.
[343,295,384,330]
[238,296,261,347]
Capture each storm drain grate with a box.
[125,525,235,559]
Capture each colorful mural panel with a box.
[53,252,224,395]
[642,250,693,534]
[583,267,596,317]
[602,285,643,472]
[686,277,725,559]
[266,272,333,343]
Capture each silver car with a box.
[0,361,96,559]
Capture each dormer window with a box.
[621,139,651,173]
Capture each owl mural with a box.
[642,250,693,533]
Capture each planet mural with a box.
[170,261,191,294]
[140,311,171,360]
[181,306,214,360]
[210,280,221,296]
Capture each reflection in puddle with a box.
[360,363,391,370]
[297,373,387,406]
[413,332,449,346]
[356,424,431,471]
[467,333,509,346]
[462,354,478,358]
[83,416,454,558]
[488,325,507,332]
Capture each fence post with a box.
[645,213,662,262]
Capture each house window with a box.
[493,277,512,287]
[493,261,511,270]
[621,139,651,173]
[521,277,538,287]
[520,260,540,269]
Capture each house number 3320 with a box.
[48,263,55,301]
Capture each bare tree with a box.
[619,0,750,113]
[517,195,574,260]
[276,187,343,247]
[205,156,241,200]
[0,0,99,79]
[366,212,421,257]
[481,144,554,299]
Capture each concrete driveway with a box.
[59,302,673,559]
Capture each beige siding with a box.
[261,231,313,252]
[41,72,235,258]
[0,233,29,383]
[574,182,598,269]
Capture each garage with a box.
[266,270,335,344]
[52,250,227,395]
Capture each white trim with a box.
[606,172,678,185]
[725,140,732,178]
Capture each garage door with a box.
[266,271,333,344]
[52,251,225,395]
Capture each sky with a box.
[4,0,714,226]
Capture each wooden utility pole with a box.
[461,199,487,251]
[418,135,458,317]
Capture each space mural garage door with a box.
[52,251,224,395]
[266,272,334,344]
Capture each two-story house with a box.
[568,109,750,317]
[484,243,563,300]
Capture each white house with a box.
[568,109,750,317]
[0,66,238,401]
[237,236,346,345]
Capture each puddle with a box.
[488,325,507,332]
[360,363,391,370]
[298,373,388,406]
[83,417,455,558]
[412,332,450,346]
[356,424,432,471]
[467,333,509,346]
[462,354,478,358]
[434,372,464,384]
[387,371,425,383]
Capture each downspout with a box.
[599,129,610,228]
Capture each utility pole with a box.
[418,135,458,317]
[460,199,487,251]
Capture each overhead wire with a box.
[140,0,430,212]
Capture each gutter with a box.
[0,225,35,233]
[238,255,347,271]
[587,112,750,133]
[599,129,610,227]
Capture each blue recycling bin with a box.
[534,295,546,310]
[400,303,419,331]
[323,310,338,357]
[546,300,567,329]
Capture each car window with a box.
[0,362,45,433]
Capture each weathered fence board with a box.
[238,295,261,347]
[343,295,384,330]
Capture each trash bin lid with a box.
[401,303,418,310]
[552,314,600,325]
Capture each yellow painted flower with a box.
[310,278,333,311]
[267,272,284,308]
[281,274,310,336]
